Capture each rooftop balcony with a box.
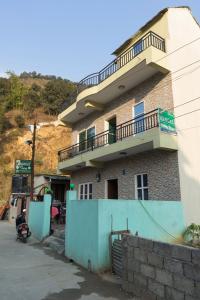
[59,31,169,124]
[58,109,177,172]
[78,31,165,92]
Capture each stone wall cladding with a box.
[72,72,173,144]
[122,235,200,300]
[71,150,180,200]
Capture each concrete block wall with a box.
[122,235,200,300]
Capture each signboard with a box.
[12,175,29,193]
[15,160,32,174]
[158,109,176,133]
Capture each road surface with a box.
[0,222,132,300]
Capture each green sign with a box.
[158,109,176,133]
[15,160,32,174]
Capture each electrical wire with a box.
[104,36,200,91]
[137,199,178,240]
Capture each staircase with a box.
[43,227,65,255]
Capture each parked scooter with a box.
[16,223,31,243]
[16,209,31,243]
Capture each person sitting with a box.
[51,206,60,224]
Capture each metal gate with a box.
[110,230,130,277]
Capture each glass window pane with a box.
[134,40,143,56]
[87,127,95,149]
[134,102,144,117]
[80,195,83,200]
[143,174,148,187]
[137,175,142,188]
[79,131,86,152]
[89,184,92,194]
[80,185,83,193]
[89,194,92,199]
[144,188,148,200]
[87,127,95,139]
[84,184,88,199]
[137,189,142,200]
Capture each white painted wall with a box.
[166,8,200,225]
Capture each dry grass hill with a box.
[0,109,71,206]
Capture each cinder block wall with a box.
[122,235,200,300]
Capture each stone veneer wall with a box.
[122,235,200,300]
[71,150,180,201]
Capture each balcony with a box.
[58,109,178,172]
[59,31,169,124]
[77,31,165,93]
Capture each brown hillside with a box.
[0,118,71,205]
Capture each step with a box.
[52,228,65,240]
[43,235,65,255]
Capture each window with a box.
[79,183,93,200]
[79,127,95,152]
[87,127,95,149]
[135,174,148,200]
[133,102,145,133]
[133,40,143,56]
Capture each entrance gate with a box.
[110,230,130,277]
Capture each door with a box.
[107,179,118,199]
[108,117,116,144]
[133,102,144,133]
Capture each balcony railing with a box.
[58,109,160,162]
[77,31,165,94]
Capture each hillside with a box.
[0,72,74,206]
[0,117,71,206]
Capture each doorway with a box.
[107,179,118,199]
[108,117,116,144]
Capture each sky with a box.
[0,0,199,82]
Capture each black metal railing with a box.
[77,31,165,94]
[58,109,159,162]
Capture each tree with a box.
[41,79,76,115]
[23,83,42,114]
[6,72,28,110]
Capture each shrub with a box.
[15,115,25,128]
[183,223,200,247]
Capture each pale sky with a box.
[0,0,199,82]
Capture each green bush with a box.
[15,115,25,128]
[0,115,12,133]
[183,223,200,247]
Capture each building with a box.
[57,7,200,225]
[9,174,70,224]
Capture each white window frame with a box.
[79,182,93,200]
[132,101,145,134]
[135,173,148,200]
[133,101,145,119]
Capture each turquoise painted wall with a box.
[66,192,186,272]
[98,200,185,271]
[66,191,99,270]
[28,195,51,241]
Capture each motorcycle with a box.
[16,223,31,243]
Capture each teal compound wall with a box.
[65,191,186,272]
[28,194,51,241]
